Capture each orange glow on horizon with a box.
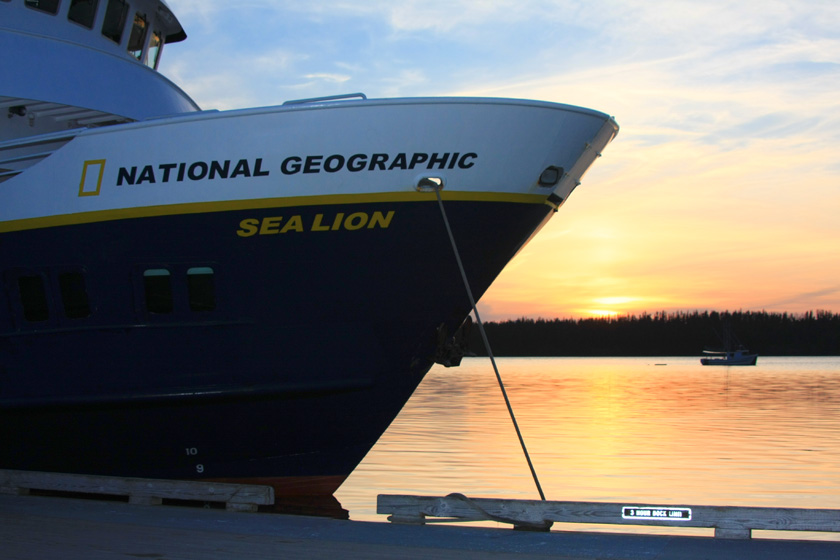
[476,135,840,321]
[585,309,620,319]
[594,297,637,306]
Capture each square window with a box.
[25,0,60,14]
[143,269,173,314]
[68,0,99,29]
[146,30,163,69]
[59,272,91,319]
[127,12,147,60]
[102,0,128,44]
[18,275,49,322]
[187,267,215,312]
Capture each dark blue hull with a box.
[0,197,552,496]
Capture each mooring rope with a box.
[433,188,547,501]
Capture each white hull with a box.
[1,98,615,232]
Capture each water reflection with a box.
[336,357,840,537]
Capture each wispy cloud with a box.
[757,285,840,311]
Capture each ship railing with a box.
[282,92,367,105]
[0,128,82,183]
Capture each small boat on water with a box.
[700,325,758,366]
[700,348,758,366]
[0,0,617,504]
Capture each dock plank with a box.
[378,494,840,538]
[0,469,273,512]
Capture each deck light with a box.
[415,176,444,192]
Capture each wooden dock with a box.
[2,492,840,559]
[2,470,840,559]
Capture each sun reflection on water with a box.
[336,356,840,539]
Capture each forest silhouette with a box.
[466,310,840,356]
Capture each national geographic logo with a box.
[78,151,478,194]
[79,159,106,196]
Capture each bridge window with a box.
[68,0,99,29]
[127,12,148,60]
[145,30,163,69]
[187,267,216,312]
[143,269,173,314]
[18,275,49,322]
[102,0,129,44]
[25,0,60,14]
[59,272,91,319]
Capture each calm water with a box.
[335,356,840,537]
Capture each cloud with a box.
[757,285,840,311]
[303,73,351,83]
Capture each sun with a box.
[584,297,638,318]
[587,309,620,319]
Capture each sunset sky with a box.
[163,0,840,320]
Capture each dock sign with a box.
[622,506,692,521]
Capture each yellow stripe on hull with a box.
[0,191,548,233]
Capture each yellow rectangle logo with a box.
[79,159,106,196]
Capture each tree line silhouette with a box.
[466,310,840,356]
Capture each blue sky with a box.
[161,1,840,319]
